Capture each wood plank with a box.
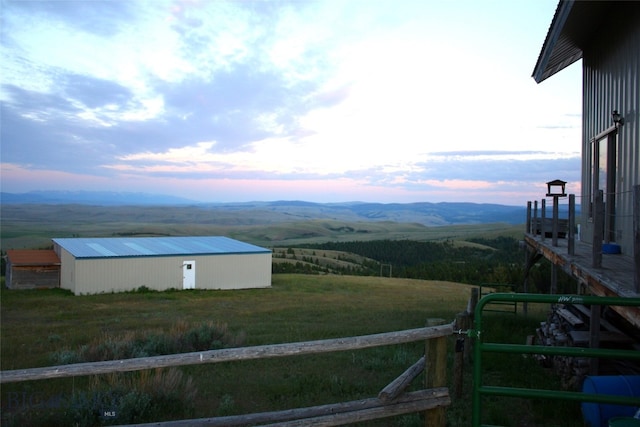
[524,233,640,329]
[569,330,634,346]
[0,323,454,384]
[119,388,450,427]
[378,356,425,403]
[572,305,624,334]
[556,307,584,327]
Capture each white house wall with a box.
[580,4,640,255]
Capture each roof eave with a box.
[532,0,579,83]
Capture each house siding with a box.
[581,4,640,255]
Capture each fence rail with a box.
[0,322,455,426]
[1,323,453,384]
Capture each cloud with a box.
[0,0,583,205]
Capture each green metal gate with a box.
[471,293,640,427]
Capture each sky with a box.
[0,0,582,206]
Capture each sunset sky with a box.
[0,0,582,205]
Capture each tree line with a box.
[286,237,574,292]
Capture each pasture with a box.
[0,274,579,426]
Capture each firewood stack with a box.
[535,304,640,390]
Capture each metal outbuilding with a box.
[52,236,272,295]
[5,250,61,289]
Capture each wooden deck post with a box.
[568,194,575,255]
[526,201,532,234]
[533,200,538,235]
[592,190,604,268]
[634,185,639,293]
[552,195,559,247]
[541,199,546,242]
[425,318,447,427]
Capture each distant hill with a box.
[214,200,528,225]
[1,191,531,226]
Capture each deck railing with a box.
[526,184,640,293]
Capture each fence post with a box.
[453,313,465,398]
[425,318,447,427]
[526,201,532,234]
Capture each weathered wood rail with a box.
[0,323,453,383]
[0,322,455,427]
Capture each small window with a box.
[186,264,192,270]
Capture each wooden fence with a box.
[0,322,455,426]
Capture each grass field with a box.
[0,274,582,426]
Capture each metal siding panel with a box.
[580,12,640,255]
[196,254,271,290]
[59,249,76,294]
[75,257,183,294]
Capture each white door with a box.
[182,260,195,289]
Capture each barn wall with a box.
[580,4,640,255]
[71,253,272,295]
[57,248,77,294]
[74,256,183,295]
[195,253,272,290]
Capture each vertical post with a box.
[467,288,479,317]
[589,305,601,375]
[592,190,604,268]
[634,185,640,293]
[568,194,575,255]
[533,200,539,236]
[453,312,469,398]
[526,201,532,234]
[552,195,559,247]
[425,318,447,427]
[551,264,557,294]
[541,199,546,242]
[523,247,529,316]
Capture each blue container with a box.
[602,243,621,254]
[582,376,640,427]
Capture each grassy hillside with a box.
[0,202,523,249]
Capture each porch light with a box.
[612,110,624,127]
[546,179,567,197]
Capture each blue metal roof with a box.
[52,236,271,259]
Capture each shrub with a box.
[2,368,197,427]
[50,321,245,364]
